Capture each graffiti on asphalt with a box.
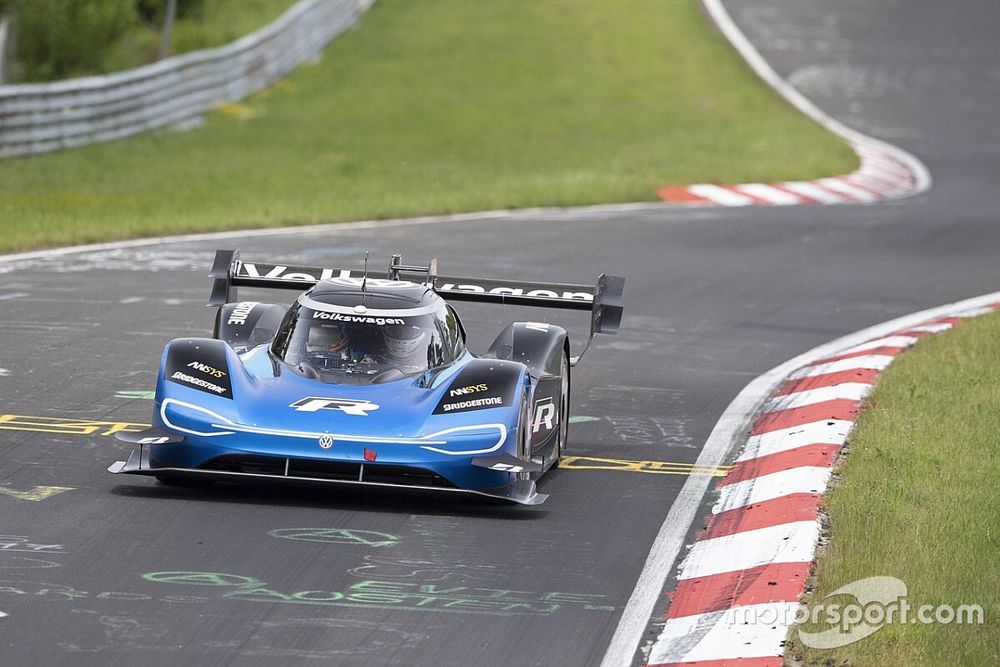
[347,556,498,582]
[115,390,156,401]
[0,536,66,554]
[0,580,211,604]
[55,610,424,657]
[142,571,615,616]
[268,528,399,547]
[0,555,62,571]
[604,415,697,448]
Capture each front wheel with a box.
[556,351,570,462]
[515,396,532,481]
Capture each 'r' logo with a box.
[532,400,556,433]
[290,397,380,416]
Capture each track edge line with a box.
[600,289,1000,667]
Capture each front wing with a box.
[108,443,546,506]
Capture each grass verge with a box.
[0,0,857,253]
[784,310,1000,666]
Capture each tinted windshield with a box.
[271,302,463,382]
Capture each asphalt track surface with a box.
[1,1,998,665]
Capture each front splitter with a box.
[108,445,547,506]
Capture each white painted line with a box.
[817,177,878,202]
[713,466,832,514]
[602,289,1000,666]
[778,181,846,204]
[834,335,919,356]
[0,368,10,377]
[736,419,854,463]
[789,354,895,379]
[734,183,802,205]
[954,306,995,318]
[736,420,853,462]
[0,610,6,619]
[646,602,800,664]
[677,521,820,580]
[688,184,755,206]
[0,199,684,267]
[903,322,954,334]
[765,382,872,412]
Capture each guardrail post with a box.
[160,0,179,60]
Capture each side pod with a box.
[213,302,287,353]
[486,323,569,377]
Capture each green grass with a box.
[784,310,1000,666]
[0,0,857,253]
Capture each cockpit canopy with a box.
[270,279,464,383]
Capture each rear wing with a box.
[207,250,624,364]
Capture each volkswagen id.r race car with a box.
[109,251,624,505]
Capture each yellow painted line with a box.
[0,414,729,478]
[0,485,75,502]
[0,414,148,437]
[558,456,730,477]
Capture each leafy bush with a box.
[13,0,139,81]
[135,0,205,23]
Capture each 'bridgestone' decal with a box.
[170,372,227,395]
[227,301,258,326]
[164,339,234,399]
[442,397,503,412]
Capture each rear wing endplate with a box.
[208,250,623,365]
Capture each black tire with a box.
[555,350,570,462]
[515,395,532,481]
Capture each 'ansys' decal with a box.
[434,364,518,415]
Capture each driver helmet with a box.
[307,323,350,353]
[383,324,429,360]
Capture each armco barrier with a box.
[0,0,372,159]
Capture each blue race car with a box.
[109,251,624,505]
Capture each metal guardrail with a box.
[0,0,372,159]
